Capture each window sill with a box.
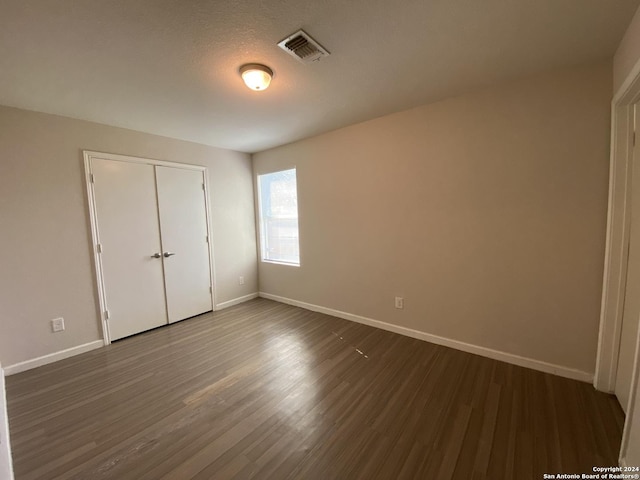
[261,259,300,267]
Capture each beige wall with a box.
[0,106,257,367]
[614,4,640,94]
[253,61,612,375]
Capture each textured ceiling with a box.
[0,0,638,153]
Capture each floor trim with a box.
[216,293,259,311]
[4,341,104,376]
[259,292,594,383]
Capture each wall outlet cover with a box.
[51,317,65,333]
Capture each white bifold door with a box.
[155,166,212,323]
[91,158,213,341]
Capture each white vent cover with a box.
[277,29,330,64]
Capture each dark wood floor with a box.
[6,298,624,480]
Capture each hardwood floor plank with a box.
[471,381,501,477]
[437,404,473,480]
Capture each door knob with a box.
[163,252,176,257]
[151,253,161,259]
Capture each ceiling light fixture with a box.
[239,64,273,91]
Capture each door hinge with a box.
[206,235,209,243]
[97,243,103,253]
[90,173,95,183]
[104,310,110,320]
[210,286,213,293]
[202,183,205,190]
[634,131,637,146]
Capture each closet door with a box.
[92,159,168,340]
[156,166,213,323]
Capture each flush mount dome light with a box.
[239,64,273,91]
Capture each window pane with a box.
[258,168,300,265]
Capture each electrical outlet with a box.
[51,317,65,332]
[239,276,245,285]
[394,297,404,309]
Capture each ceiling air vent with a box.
[277,29,330,64]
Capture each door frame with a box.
[595,60,640,464]
[83,150,217,345]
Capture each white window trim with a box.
[256,168,300,267]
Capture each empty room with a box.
[3,1,640,479]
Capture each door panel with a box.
[92,159,168,340]
[156,166,213,323]
[616,103,640,413]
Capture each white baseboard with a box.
[216,293,259,311]
[259,292,594,383]
[4,340,104,376]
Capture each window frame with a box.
[257,167,300,267]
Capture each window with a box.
[257,168,300,265]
